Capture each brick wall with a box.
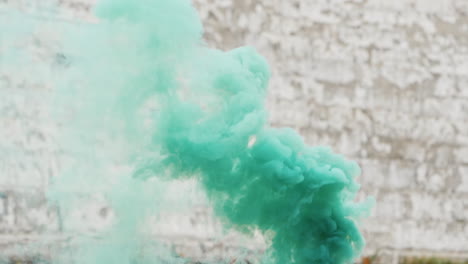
[1,0,468,263]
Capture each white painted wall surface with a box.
[1,0,468,263]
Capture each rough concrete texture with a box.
[1,0,468,263]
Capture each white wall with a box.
[1,0,468,263]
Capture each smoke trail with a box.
[1,0,372,263]
[83,0,372,263]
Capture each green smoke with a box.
[1,0,372,263]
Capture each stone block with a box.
[0,189,60,234]
[427,144,456,168]
[456,166,468,193]
[393,141,425,163]
[359,159,387,188]
[455,147,468,164]
[374,192,409,220]
[386,161,416,190]
[0,191,15,233]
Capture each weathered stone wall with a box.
[1,0,468,263]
